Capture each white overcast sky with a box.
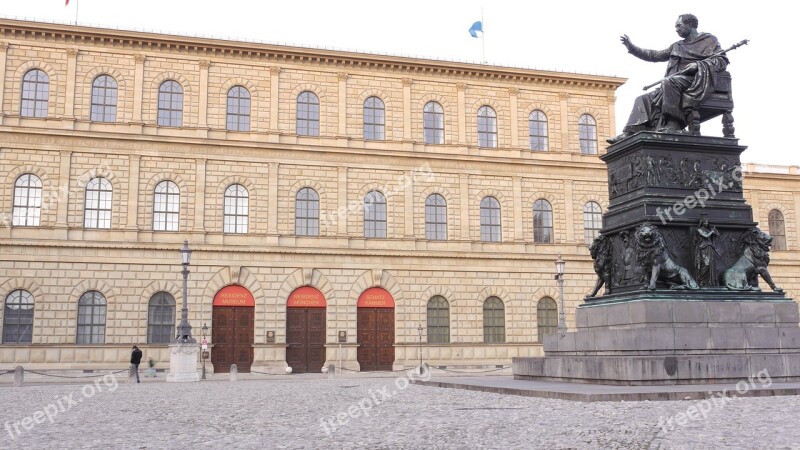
[1,0,795,165]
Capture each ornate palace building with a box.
[0,19,797,373]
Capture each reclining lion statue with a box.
[635,223,699,290]
[723,227,783,292]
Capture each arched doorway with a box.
[211,285,255,373]
[286,286,327,373]
[357,287,395,371]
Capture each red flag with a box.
[65,0,70,5]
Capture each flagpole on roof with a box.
[75,0,79,25]
[481,7,486,64]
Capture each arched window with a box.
[84,177,113,229]
[769,209,787,250]
[90,75,118,122]
[536,297,558,341]
[153,181,180,231]
[583,201,603,245]
[295,187,320,236]
[364,191,387,238]
[423,101,444,144]
[477,106,497,148]
[533,199,553,243]
[223,184,249,234]
[579,114,598,155]
[480,196,501,242]
[363,96,385,140]
[147,292,176,344]
[425,194,447,240]
[483,296,505,343]
[529,110,548,151]
[2,290,34,344]
[427,296,450,344]
[297,91,320,136]
[76,291,106,344]
[12,174,43,226]
[226,86,251,132]
[21,69,49,118]
[157,80,183,127]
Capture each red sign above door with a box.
[287,286,327,308]
[357,287,395,308]
[213,285,255,307]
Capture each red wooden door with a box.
[357,308,395,371]
[286,308,326,373]
[211,306,254,373]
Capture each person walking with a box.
[131,345,143,383]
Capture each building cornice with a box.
[0,18,626,90]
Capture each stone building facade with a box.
[0,19,797,372]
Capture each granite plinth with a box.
[514,298,800,385]
[166,343,200,382]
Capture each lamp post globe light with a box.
[177,240,195,343]
[554,253,567,336]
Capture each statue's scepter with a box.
[642,39,749,91]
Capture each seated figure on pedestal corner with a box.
[607,14,728,144]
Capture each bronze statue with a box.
[635,223,699,290]
[608,14,728,144]
[723,228,783,292]
[586,234,613,298]
[693,218,719,286]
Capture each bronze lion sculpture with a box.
[586,234,613,298]
[723,227,783,292]
[635,223,699,290]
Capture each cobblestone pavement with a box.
[2,372,800,449]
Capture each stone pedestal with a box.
[514,297,800,385]
[166,343,200,382]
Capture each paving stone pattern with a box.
[1,376,800,449]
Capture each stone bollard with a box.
[129,364,137,383]
[327,364,336,379]
[230,364,238,382]
[13,366,24,387]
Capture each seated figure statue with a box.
[608,14,729,144]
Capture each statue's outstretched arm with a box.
[621,35,671,62]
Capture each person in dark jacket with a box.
[130,345,143,383]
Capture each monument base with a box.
[513,297,800,385]
[166,343,200,382]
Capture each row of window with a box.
[12,174,605,244]
[1,290,558,345]
[19,69,600,154]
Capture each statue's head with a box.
[676,14,698,38]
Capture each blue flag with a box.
[469,21,483,38]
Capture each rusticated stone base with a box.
[514,297,800,385]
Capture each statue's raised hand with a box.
[620,34,634,51]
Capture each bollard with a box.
[230,364,238,382]
[13,365,24,387]
[327,363,336,379]
[129,364,137,383]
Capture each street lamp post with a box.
[417,324,424,367]
[555,253,567,336]
[177,240,195,343]
[201,323,208,380]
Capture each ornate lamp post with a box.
[201,323,208,380]
[417,324,424,367]
[177,240,195,343]
[555,253,567,336]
